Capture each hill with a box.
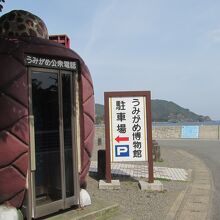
[95,100,211,123]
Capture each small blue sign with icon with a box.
[181,126,199,139]
[115,145,129,157]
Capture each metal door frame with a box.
[26,67,80,219]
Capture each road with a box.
[158,140,220,220]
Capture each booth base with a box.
[44,199,119,220]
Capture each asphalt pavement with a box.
[158,140,220,220]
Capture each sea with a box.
[153,121,220,126]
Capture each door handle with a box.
[29,115,36,171]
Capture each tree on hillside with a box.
[0,0,6,12]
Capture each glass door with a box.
[61,73,75,203]
[29,69,77,218]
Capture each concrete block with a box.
[138,180,163,191]
[99,180,120,190]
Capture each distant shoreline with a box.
[95,121,220,126]
[152,121,220,126]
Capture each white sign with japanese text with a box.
[109,96,148,162]
[25,55,77,71]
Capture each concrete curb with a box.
[75,204,119,220]
[165,185,190,220]
[165,150,213,220]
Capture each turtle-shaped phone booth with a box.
[0,10,95,213]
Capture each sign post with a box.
[104,91,154,183]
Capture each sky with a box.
[1,0,220,120]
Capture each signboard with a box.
[105,91,154,183]
[181,126,199,139]
[25,55,77,71]
[109,96,147,162]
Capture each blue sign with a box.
[181,126,199,139]
[115,145,129,157]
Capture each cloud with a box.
[83,0,118,56]
[83,0,160,58]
